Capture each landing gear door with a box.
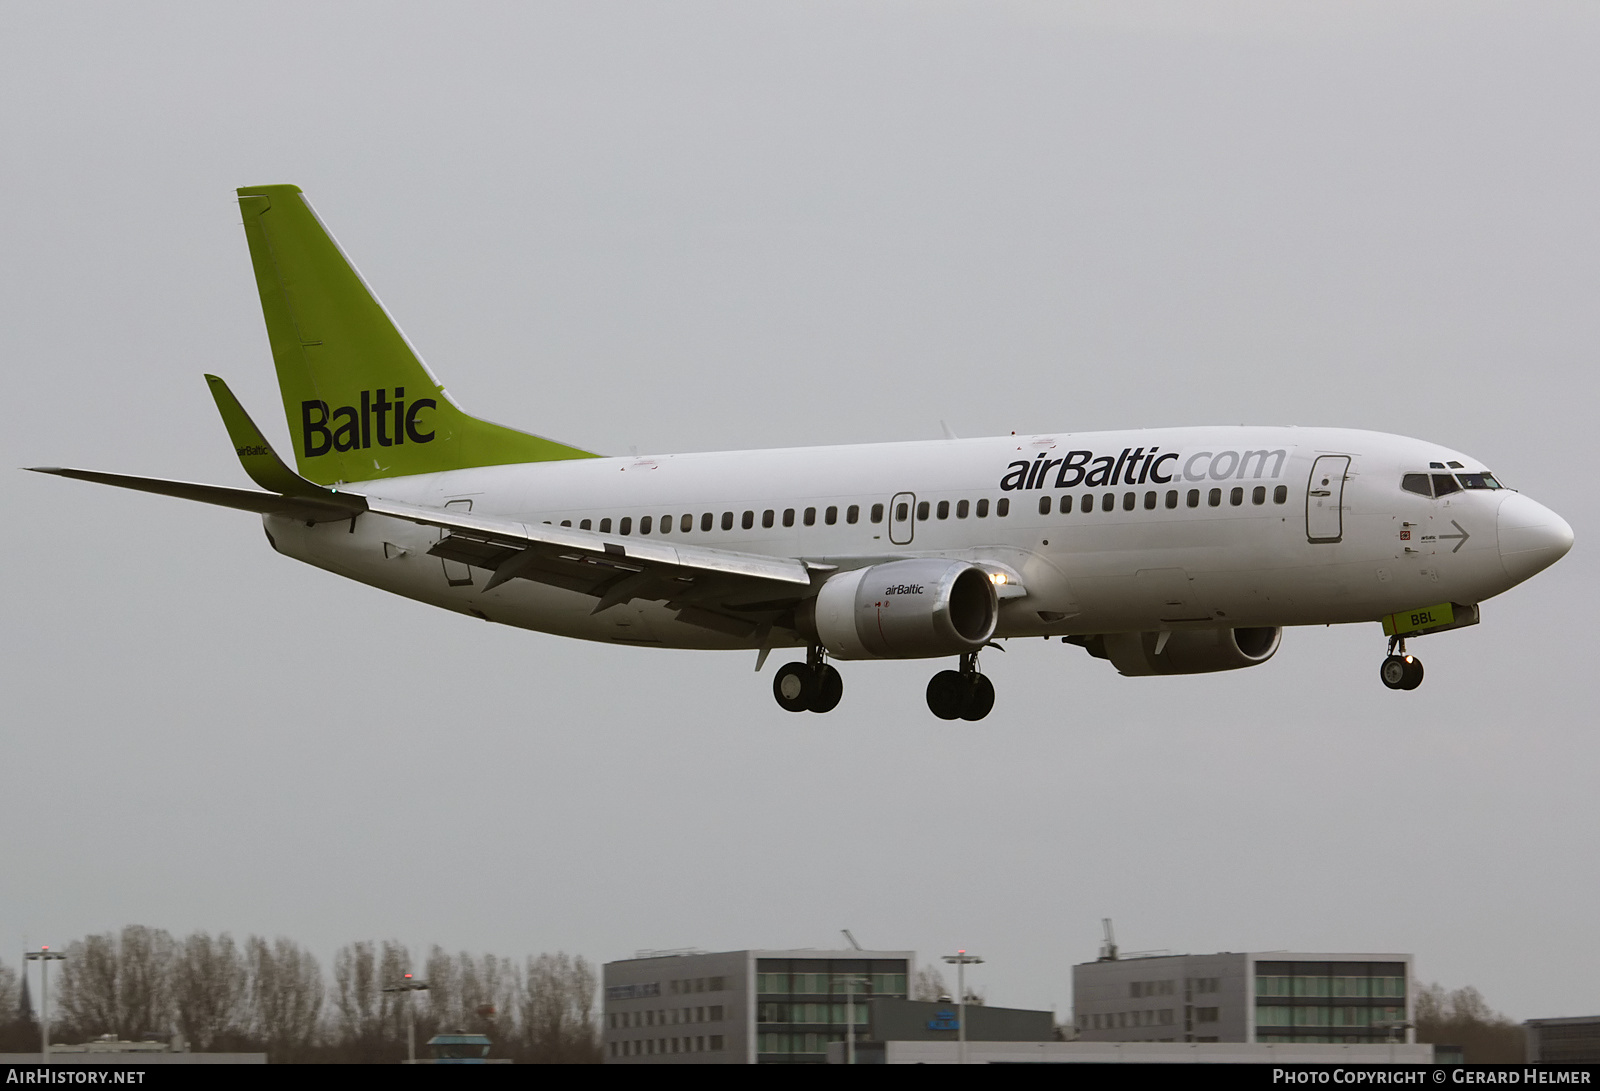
[1306,456,1351,543]
[441,498,475,586]
[889,492,916,545]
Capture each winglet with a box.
[205,374,341,499]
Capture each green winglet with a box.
[205,373,336,498]
[235,184,599,485]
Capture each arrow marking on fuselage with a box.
[1438,520,1470,553]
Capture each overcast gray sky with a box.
[4,1,1596,1022]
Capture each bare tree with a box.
[171,932,247,1051]
[332,941,381,1052]
[519,952,599,1063]
[247,936,322,1063]
[0,961,17,1023]
[57,925,175,1042]
[913,967,950,1001]
[1414,982,1523,1063]
[330,939,414,1061]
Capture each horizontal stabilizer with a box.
[28,467,365,523]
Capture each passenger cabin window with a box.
[847,505,860,524]
[957,499,970,518]
[1101,493,1114,512]
[1038,496,1051,516]
[783,508,795,527]
[976,499,989,517]
[1165,491,1178,509]
[1208,489,1221,507]
[599,518,612,533]
[561,519,572,527]
[1252,486,1266,505]
[701,512,713,532]
[580,518,592,530]
[1122,492,1135,511]
[870,503,884,523]
[721,512,734,531]
[996,498,1010,517]
[805,507,817,526]
[1273,485,1288,504]
[762,509,774,529]
[742,510,754,529]
[917,501,930,520]
[640,516,652,534]
[1060,495,1072,514]
[1187,490,1200,508]
[1144,491,1157,510]
[1230,487,1243,506]
[825,506,838,525]
[680,514,692,532]
[620,517,632,535]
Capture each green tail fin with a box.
[235,184,596,485]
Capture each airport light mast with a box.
[383,973,430,1064]
[941,949,983,1065]
[25,947,66,1063]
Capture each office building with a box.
[1525,1016,1600,1063]
[1073,951,1413,1045]
[603,948,912,1064]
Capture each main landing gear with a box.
[773,646,843,714]
[1380,635,1424,691]
[926,651,995,721]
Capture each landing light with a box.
[990,573,1007,585]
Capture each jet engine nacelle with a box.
[1090,626,1282,676]
[797,559,999,660]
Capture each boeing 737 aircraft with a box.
[33,185,1574,720]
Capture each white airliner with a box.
[33,185,1574,720]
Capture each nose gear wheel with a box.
[1380,636,1424,691]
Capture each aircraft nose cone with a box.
[1498,492,1574,584]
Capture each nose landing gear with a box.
[1380,636,1424,691]
[773,646,844,713]
[926,650,995,721]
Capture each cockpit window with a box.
[1431,473,1463,497]
[1401,474,1432,497]
[1456,472,1503,490]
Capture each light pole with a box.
[942,950,983,1065]
[25,947,66,1063]
[382,973,429,1064]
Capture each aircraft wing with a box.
[30,466,823,635]
[368,497,823,632]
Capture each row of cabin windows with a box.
[556,497,1016,536]
[1037,486,1290,515]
